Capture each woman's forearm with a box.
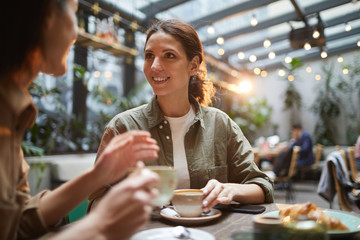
[226,183,265,204]
[39,167,105,226]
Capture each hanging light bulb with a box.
[321,50,328,58]
[216,37,224,45]
[253,68,261,75]
[263,39,271,48]
[218,48,225,56]
[207,25,215,34]
[284,55,292,63]
[250,14,258,27]
[237,51,245,59]
[278,69,285,76]
[249,54,257,62]
[312,29,320,39]
[304,42,312,50]
[261,70,268,77]
[345,22,352,31]
[268,51,276,59]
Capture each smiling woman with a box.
[88,18,274,213]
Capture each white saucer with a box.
[130,227,215,240]
[160,207,222,225]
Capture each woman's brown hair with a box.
[145,19,216,106]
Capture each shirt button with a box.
[159,125,163,129]
[164,120,168,124]
[166,136,170,140]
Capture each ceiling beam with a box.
[221,9,360,59]
[236,21,360,65]
[189,0,278,29]
[202,0,353,46]
[139,0,191,17]
[253,44,360,71]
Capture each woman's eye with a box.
[165,52,175,58]
[145,53,153,59]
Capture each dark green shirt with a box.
[97,95,274,203]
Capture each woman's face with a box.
[143,31,198,99]
[41,0,78,76]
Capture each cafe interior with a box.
[24,0,360,239]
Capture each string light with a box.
[261,70,268,77]
[312,29,320,39]
[321,50,328,58]
[237,51,245,59]
[268,51,276,59]
[315,74,321,80]
[278,69,285,76]
[345,22,352,32]
[249,54,257,62]
[207,25,215,34]
[343,68,349,74]
[337,56,344,63]
[306,66,312,73]
[284,55,292,64]
[288,75,294,81]
[263,39,271,48]
[250,14,258,27]
[254,68,261,75]
[216,37,224,45]
[304,42,311,50]
[218,48,225,56]
[357,40,360,47]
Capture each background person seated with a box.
[291,123,315,167]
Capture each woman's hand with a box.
[201,180,266,211]
[201,179,234,212]
[94,130,160,185]
[93,163,159,239]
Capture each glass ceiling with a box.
[100,0,359,77]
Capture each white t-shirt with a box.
[164,106,195,189]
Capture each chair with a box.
[337,148,349,172]
[65,199,88,224]
[347,146,360,183]
[329,162,353,211]
[274,146,301,203]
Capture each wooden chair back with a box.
[312,144,323,169]
[287,146,301,179]
[348,146,359,183]
[337,148,349,172]
[330,162,352,212]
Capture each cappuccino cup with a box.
[171,189,204,217]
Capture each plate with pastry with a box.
[262,202,360,238]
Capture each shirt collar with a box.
[145,95,205,129]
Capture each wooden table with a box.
[137,203,278,239]
[136,203,360,240]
